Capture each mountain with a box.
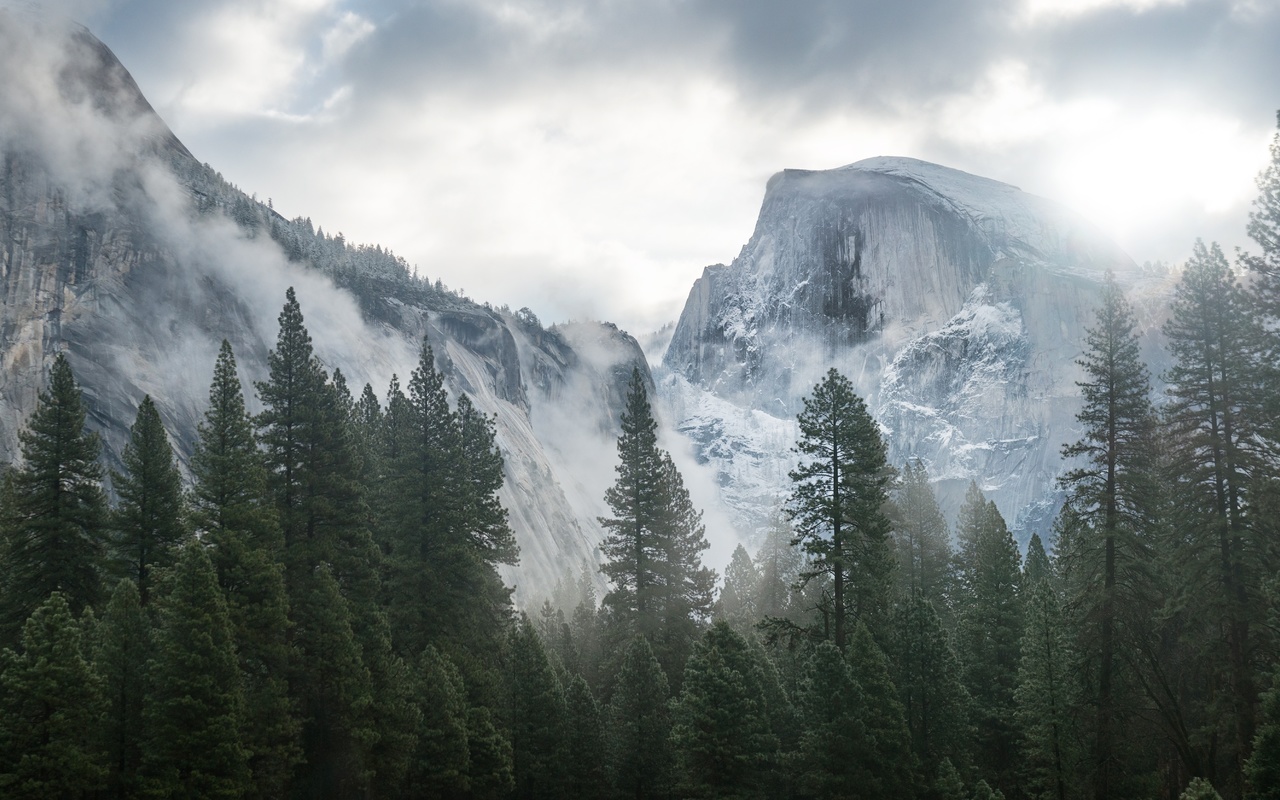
[0,11,645,600]
[661,156,1163,541]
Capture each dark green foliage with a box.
[508,616,567,800]
[607,635,673,800]
[384,339,515,673]
[670,621,778,798]
[191,340,299,799]
[847,621,918,797]
[953,484,1022,796]
[406,646,471,798]
[600,368,714,684]
[1246,677,1280,799]
[288,563,373,799]
[466,706,514,800]
[0,354,108,638]
[1023,533,1053,588]
[191,341,280,555]
[0,591,106,798]
[109,396,186,605]
[1058,273,1162,799]
[971,779,1006,800]
[1181,777,1224,800]
[796,639,874,798]
[1164,243,1268,787]
[717,544,760,632]
[94,579,149,800]
[934,757,967,800]
[890,592,970,779]
[563,675,608,800]
[141,543,248,799]
[788,368,895,649]
[892,460,954,617]
[255,288,367,594]
[358,610,419,799]
[1017,577,1078,800]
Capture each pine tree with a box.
[359,611,419,800]
[847,621,918,797]
[563,675,608,800]
[141,543,248,799]
[972,779,1007,800]
[1023,533,1054,589]
[796,639,875,797]
[893,459,954,617]
[108,396,186,605]
[600,368,714,683]
[191,340,298,799]
[1017,576,1078,800]
[289,562,374,798]
[466,705,514,800]
[406,646,471,798]
[570,563,604,692]
[953,484,1023,796]
[0,591,106,798]
[1181,777,1224,800]
[93,579,150,800]
[670,620,777,798]
[0,353,108,638]
[607,635,673,800]
[191,341,280,555]
[754,510,805,624]
[788,368,895,649]
[1056,272,1160,800]
[508,616,567,800]
[890,591,971,780]
[1245,669,1280,800]
[1163,243,1268,787]
[935,757,967,800]
[255,288,367,593]
[716,543,760,632]
[457,394,519,565]
[385,339,515,672]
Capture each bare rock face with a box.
[662,157,1150,541]
[0,12,646,601]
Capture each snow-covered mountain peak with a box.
[663,155,1155,544]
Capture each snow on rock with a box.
[662,157,1159,544]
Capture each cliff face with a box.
[662,157,1149,540]
[0,13,645,600]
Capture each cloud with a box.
[74,0,1280,335]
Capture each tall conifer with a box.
[0,354,107,637]
[0,591,106,797]
[607,635,673,800]
[788,368,895,648]
[600,368,713,683]
[109,395,185,605]
[1164,243,1267,788]
[141,543,248,799]
[1059,273,1158,800]
[94,579,149,800]
[954,484,1023,796]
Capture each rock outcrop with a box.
[661,157,1154,541]
[0,12,644,600]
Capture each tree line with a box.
[3,117,1280,800]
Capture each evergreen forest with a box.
[6,121,1280,800]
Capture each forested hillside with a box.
[2,92,1280,800]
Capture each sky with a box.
[56,0,1280,336]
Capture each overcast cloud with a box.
[65,0,1280,335]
